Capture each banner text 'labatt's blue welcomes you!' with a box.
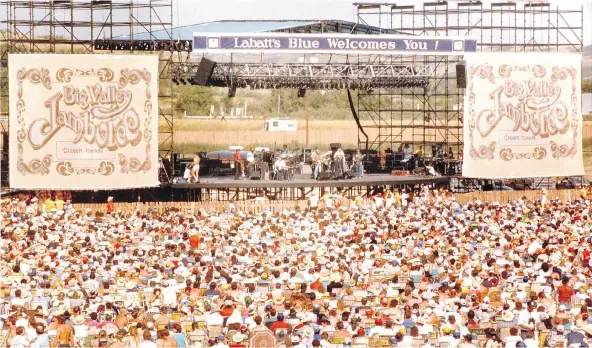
[193,33,478,55]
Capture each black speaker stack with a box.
[317,172,332,180]
[456,63,467,89]
[195,58,217,86]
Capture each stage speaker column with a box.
[456,63,467,89]
[195,58,217,86]
[1,132,8,185]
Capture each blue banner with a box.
[193,33,477,55]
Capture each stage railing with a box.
[71,189,583,215]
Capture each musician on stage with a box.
[333,147,345,178]
[353,150,364,178]
[192,152,200,183]
[447,147,454,159]
[233,149,241,180]
[455,150,463,174]
[403,143,413,159]
[415,145,424,157]
[311,149,321,180]
[274,155,288,180]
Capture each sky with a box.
[175,0,592,45]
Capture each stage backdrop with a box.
[462,52,583,179]
[9,54,159,189]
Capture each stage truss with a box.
[354,1,584,155]
[173,62,432,89]
[0,0,177,187]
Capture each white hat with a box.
[232,333,245,343]
[502,310,514,322]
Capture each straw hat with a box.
[273,294,285,305]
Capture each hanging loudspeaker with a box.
[456,64,467,89]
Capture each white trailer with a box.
[264,118,297,132]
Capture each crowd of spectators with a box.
[1,187,592,348]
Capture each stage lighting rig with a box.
[172,62,433,90]
[94,39,192,52]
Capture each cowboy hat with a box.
[501,310,514,322]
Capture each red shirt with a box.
[221,306,234,318]
[106,201,114,213]
[234,151,240,162]
[189,235,200,249]
[270,321,290,333]
[557,285,574,302]
[310,281,322,291]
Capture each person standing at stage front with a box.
[234,149,241,180]
[311,149,321,180]
[353,150,364,178]
[192,152,201,183]
[106,196,115,214]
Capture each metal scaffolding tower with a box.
[354,1,583,156]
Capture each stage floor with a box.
[171,174,449,189]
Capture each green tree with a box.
[583,79,592,94]
[174,86,213,116]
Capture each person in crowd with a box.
[106,196,115,214]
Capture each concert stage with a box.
[171,174,449,189]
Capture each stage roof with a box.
[119,20,400,40]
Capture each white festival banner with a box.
[462,52,583,179]
[9,54,159,189]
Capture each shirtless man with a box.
[191,153,201,183]
[114,308,128,329]
[155,329,177,347]
[155,307,171,327]
[55,315,74,348]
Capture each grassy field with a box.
[162,118,464,150]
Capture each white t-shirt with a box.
[503,335,522,348]
[9,335,30,348]
[73,324,88,338]
[25,327,37,342]
[205,313,224,326]
[374,197,384,209]
[309,196,319,208]
[138,340,157,348]
[15,317,29,329]
[12,297,27,308]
